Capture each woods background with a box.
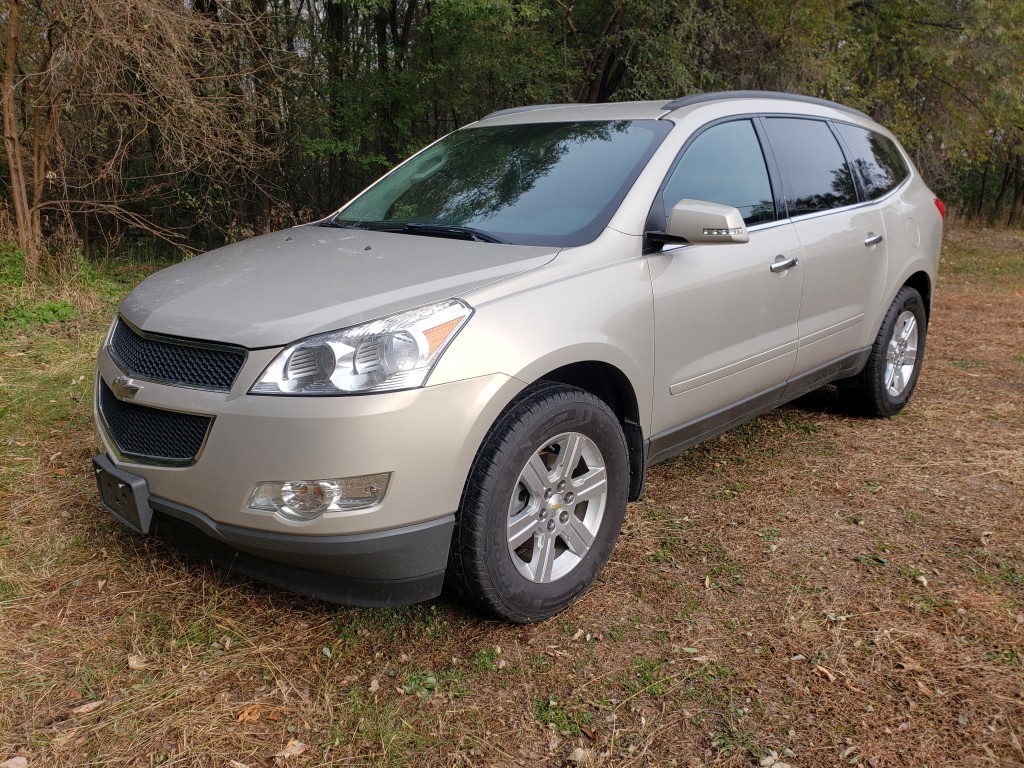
[2,0,1023,277]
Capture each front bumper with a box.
[93,333,527,605]
[95,452,454,605]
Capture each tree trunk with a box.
[975,164,987,220]
[2,0,40,274]
[1008,156,1024,228]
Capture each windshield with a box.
[330,120,671,247]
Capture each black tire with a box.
[448,382,629,623]
[843,286,928,418]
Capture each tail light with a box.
[934,198,946,220]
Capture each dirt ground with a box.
[1,227,1022,767]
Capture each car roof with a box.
[477,90,872,126]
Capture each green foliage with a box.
[401,669,439,698]
[626,653,667,696]
[2,299,78,328]
[533,695,592,736]
[1,242,26,288]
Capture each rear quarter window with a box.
[835,123,910,200]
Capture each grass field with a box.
[1,228,1022,767]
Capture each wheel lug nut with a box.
[557,480,566,492]
[544,488,552,499]
[564,492,574,503]
[546,520,556,532]
[559,512,569,524]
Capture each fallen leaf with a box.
[368,678,380,693]
[567,746,595,763]
[52,731,81,748]
[842,679,865,694]
[128,655,146,670]
[70,700,104,714]
[273,739,308,763]
[0,757,29,768]
[704,575,712,590]
[236,704,262,723]
[813,665,836,682]
[896,658,924,673]
[228,761,251,768]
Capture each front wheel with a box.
[843,286,928,418]
[448,383,629,623]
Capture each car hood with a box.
[120,225,558,348]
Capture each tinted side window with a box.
[765,118,857,215]
[661,120,775,225]
[835,123,910,200]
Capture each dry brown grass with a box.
[1,227,1022,767]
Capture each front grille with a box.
[109,318,246,391]
[99,380,213,465]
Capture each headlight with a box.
[250,299,472,395]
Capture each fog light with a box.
[247,473,391,520]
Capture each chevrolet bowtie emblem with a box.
[112,375,142,401]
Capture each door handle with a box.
[864,232,884,247]
[769,256,799,273]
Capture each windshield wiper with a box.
[318,219,367,230]
[396,223,507,244]
[319,219,507,243]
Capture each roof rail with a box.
[481,103,578,120]
[661,90,870,120]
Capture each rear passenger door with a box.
[763,117,888,376]
[647,119,803,460]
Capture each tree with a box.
[0,0,282,276]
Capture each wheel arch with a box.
[902,270,933,317]
[537,361,646,501]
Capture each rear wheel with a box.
[843,286,928,417]
[448,383,629,623]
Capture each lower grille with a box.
[98,380,213,465]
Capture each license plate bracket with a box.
[93,454,153,535]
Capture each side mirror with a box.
[649,199,749,245]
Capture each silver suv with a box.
[93,91,944,622]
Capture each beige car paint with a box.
[94,93,943,599]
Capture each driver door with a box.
[646,119,803,462]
